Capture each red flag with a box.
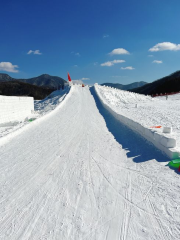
[68,73,71,82]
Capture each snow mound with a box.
[95,84,180,159]
[34,88,69,116]
[98,85,153,107]
[0,87,70,139]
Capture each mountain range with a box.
[101,81,147,90]
[1,71,180,98]
[0,73,67,100]
[0,81,54,100]
[0,73,66,89]
[131,71,180,95]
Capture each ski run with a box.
[0,85,180,240]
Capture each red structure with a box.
[68,73,72,82]
[152,91,180,97]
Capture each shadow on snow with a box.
[90,87,169,163]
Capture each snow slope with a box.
[95,85,180,158]
[0,85,180,239]
[0,87,69,140]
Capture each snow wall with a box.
[94,85,179,160]
[0,95,34,125]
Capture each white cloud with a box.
[27,50,42,55]
[101,59,125,67]
[112,75,127,78]
[72,80,83,84]
[101,62,113,67]
[27,50,33,54]
[153,60,163,64]
[109,48,130,55]
[73,65,78,67]
[72,77,90,82]
[121,66,135,70]
[34,50,42,55]
[112,60,125,64]
[71,51,80,56]
[148,55,154,57]
[0,62,19,73]
[149,42,180,52]
[103,34,109,38]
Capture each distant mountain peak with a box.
[40,74,50,77]
[0,73,66,89]
[0,73,10,76]
[169,70,180,77]
[101,81,147,91]
[131,70,180,95]
[0,73,12,80]
[0,73,10,77]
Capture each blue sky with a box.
[1,0,180,85]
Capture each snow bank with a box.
[34,88,69,116]
[0,95,34,125]
[0,87,71,145]
[95,84,180,159]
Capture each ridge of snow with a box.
[95,84,180,159]
[0,87,71,146]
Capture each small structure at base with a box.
[0,95,34,125]
[169,159,180,168]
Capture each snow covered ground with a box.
[95,85,180,157]
[0,85,180,239]
[0,87,69,140]
[0,86,180,240]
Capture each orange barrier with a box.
[152,91,180,97]
[150,126,162,128]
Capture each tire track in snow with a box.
[104,196,119,240]
[147,195,173,240]
[136,175,163,240]
[91,156,169,223]
[93,153,164,239]
[84,133,104,238]
[22,134,86,239]
[136,171,175,240]
[119,172,131,240]
[51,100,90,239]
[66,136,89,238]
[87,134,99,212]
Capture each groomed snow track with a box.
[0,85,180,240]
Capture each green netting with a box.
[169,161,180,168]
[172,159,180,164]
[28,118,36,122]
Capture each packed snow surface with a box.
[95,85,180,152]
[0,85,180,239]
